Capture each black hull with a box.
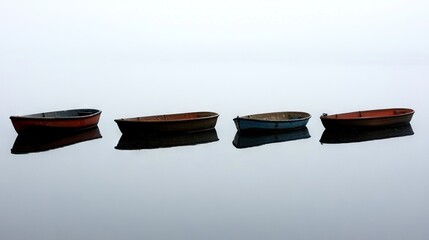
[233,127,311,149]
[115,129,219,150]
[11,127,102,154]
[320,124,414,144]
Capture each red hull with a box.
[10,109,101,134]
[320,108,414,129]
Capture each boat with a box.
[320,123,414,144]
[10,109,102,134]
[11,127,102,154]
[114,111,219,134]
[233,111,311,132]
[233,127,310,149]
[320,108,414,129]
[115,129,218,150]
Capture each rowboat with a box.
[114,111,219,134]
[233,111,311,132]
[320,123,413,144]
[233,127,310,148]
[11,127,102,154]
[320,108,414,129]
[115,129,218,150]
[10,109,102,134]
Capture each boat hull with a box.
[320,108,414,129]
[234,111,311,132]
[10,109,102,134]
[115,111,219,134]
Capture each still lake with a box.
[0,62,428,240]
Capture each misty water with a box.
[0,62,428,240]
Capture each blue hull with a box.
[233,111,311,132]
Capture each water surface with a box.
[0,62,428,240]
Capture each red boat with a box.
[320,108,414,129]
[10,109,102,134]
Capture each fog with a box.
[1,1,429,240]
[1,0,428,63]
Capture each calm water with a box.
[1,62,428,240]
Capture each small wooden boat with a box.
[233,127,310,149]
[233,111,311,132]
[115,111,219,134]
[10,109,102,134]
[320,108,414,129]
[320,123,414,144]
[11,127,102,154]
[115,129,218,150]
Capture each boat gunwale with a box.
[115,111,219,123]
[235,111,311,122]
[10,109,102,120]
[320,108,414,121]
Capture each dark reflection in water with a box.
[11,127,102,154]
[320,124,414,144]
[115,129,219,150]
[233,127,310,149]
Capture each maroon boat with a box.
[320,108,414,129]
[10,109,102,134]
[115,111,219,134]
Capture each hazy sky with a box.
[1,0,429,62]
[1,4,429,239]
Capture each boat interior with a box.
[129,112,218,121]
[243,112,311,121]
[325,109,413,119]
[27,109,100,118]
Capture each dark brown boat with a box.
[115,111,219,134]
[11,127,102,154]
[320,108,414,129]
[10,109,101,134]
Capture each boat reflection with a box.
[115,129,219,150]
[233,127,311,149]
[320,123,414,144]
[11,127,102,154]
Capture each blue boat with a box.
[233,111,311,132]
